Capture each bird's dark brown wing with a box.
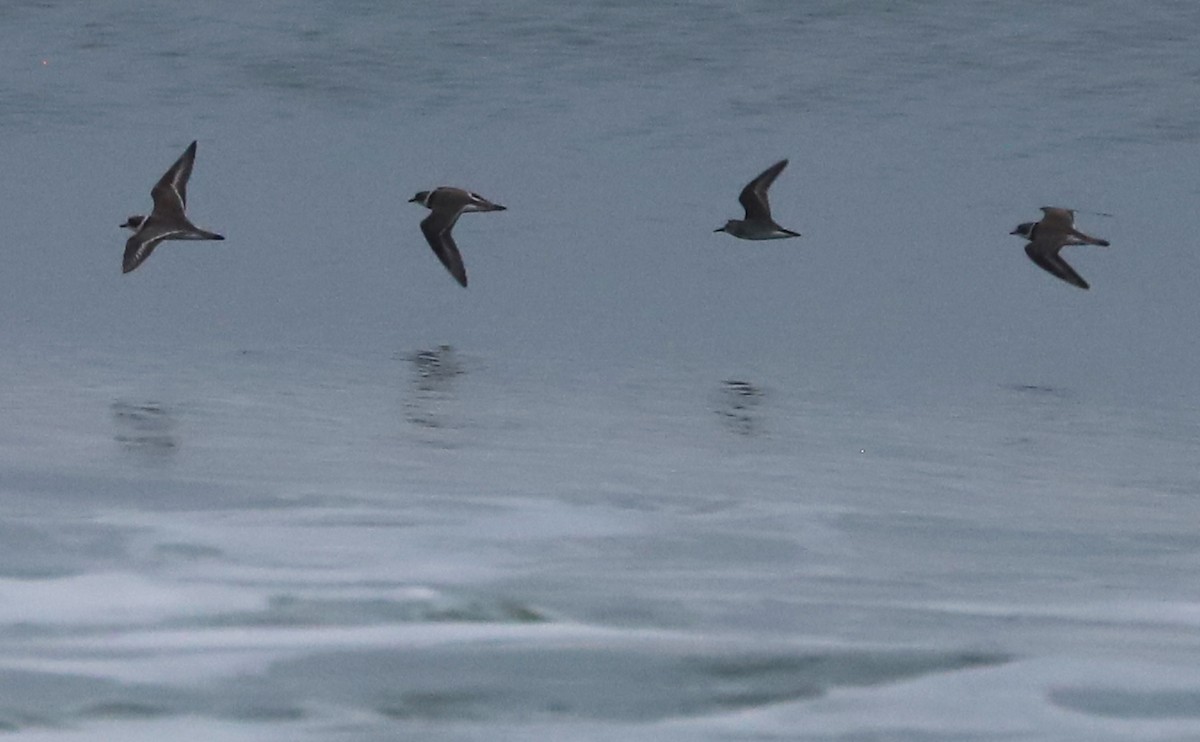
[738,159,788,222]
[149,140,197,219]
[419,212,468,288]
[123,220,181,274]
[1025,242,1088,290]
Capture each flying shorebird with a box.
[714,159,802,240]
[1010,206,1110,290]
[120,140,224,274]
[408,187,506,288]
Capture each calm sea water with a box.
[2,2,1200,740]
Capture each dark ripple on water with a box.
[1050,687,1200,719]
[0,646,1010,729]
[172,591,547,629]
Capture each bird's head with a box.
[1009,222,1035,239]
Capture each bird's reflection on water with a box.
[111,400,179,460]
[714,379,766,436]
[400,345,465,432]
[1003,383,1071,400]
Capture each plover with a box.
[714,159,801,240]
[121,140,224,274]
[409,187,506,288]
[1011,206,1110,290]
